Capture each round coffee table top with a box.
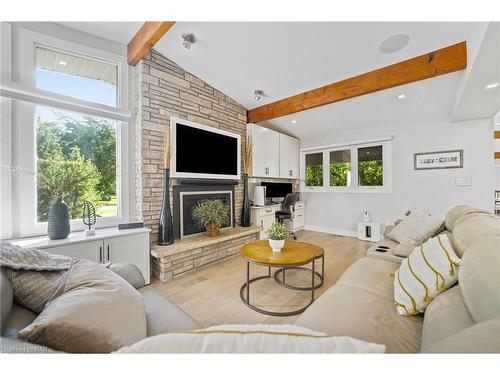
[240,240,324,267]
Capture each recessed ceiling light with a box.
[291,120,297,124]
[58,61,67,66]
[398,94,406,100]
[485,82,499,90]
[379,34,410,54]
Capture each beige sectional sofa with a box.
[295,205,500,353]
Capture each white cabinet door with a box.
[249,124,280,178]
[104,234,150,284]
[279,134,300,179]
[43,240,103,263]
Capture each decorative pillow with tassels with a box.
[393,234,461,316]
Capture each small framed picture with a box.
[414,149,463,170]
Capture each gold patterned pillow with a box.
[393,234,460,315]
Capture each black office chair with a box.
[275,193,300,240]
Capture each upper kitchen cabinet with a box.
[247,123,280,178]
[279,133,300,179]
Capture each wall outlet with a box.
[455,176,472,186]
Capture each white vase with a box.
[269,239,285,252]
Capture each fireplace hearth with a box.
[173,182,236,239]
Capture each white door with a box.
[279,134,300,179]
[104,234,150,283]
[43,240,103,263]
[249,124,280,178]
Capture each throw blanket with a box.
[1,241,72,313]
[0,241,72,271]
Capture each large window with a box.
[301,139,391,193]
[36,107,118,222]
[36,47,118,106]
[1,25,130,238]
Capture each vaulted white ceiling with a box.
[56,21,499,143]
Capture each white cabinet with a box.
[279,134,300,179]
[44,240,102,263]
[248,123,280,178]
[247,123,299,179]
[103,234,149,281]
[251,202,306,239]
[11,228,151,284]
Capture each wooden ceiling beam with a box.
[247,41,467,123]
[127,22,176,66]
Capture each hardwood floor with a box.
[147,230,370,327]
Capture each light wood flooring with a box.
[147,230,370,327]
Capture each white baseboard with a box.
[304,225,357,238]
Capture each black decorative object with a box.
[47,197,70,240]
[158,168,174,245]
[240,173,251,227]
[82,201,96,235]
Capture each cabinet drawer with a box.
[295,202,305,210]
[293,211,305,229]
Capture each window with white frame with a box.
[1,25,130,238]
[301,139,392,193]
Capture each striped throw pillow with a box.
[394,234,460,316]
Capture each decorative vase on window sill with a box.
[157,168,174,246]
[240,173,251,227]
[47,197,70,240]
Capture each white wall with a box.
[301,117,495,236]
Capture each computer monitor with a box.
[261,182,293,199]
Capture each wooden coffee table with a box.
[239,240,325,316]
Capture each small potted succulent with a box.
[265,222,290,252]
[192,199,231,237]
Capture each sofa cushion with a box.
[459,237,500,323]
[18,259,147,353]
[444,205,489,232]
[420,285,474,351]
[116,324,386,353]
[295,285,423,353]
[138,287,201,336]
[1,269,13,332]
[451,212,500,257]
[1,304,37,339]
[422,317,500,353]
[336,257,399,300]
[387,212,443,246]
[394,234,460,315]
[108,263,145,289]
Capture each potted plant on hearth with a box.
[192,199,231,237]
[265,222,290,252]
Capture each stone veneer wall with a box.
[135,49,248,247]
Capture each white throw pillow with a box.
[116,324,386,353]
[394,234,460,316]
[388,212,444,246]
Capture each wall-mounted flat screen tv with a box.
[170,117,241,180]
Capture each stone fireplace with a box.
[173,182,236,239]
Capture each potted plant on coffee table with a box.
[192,199,231,237]
[265,222,290,252]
